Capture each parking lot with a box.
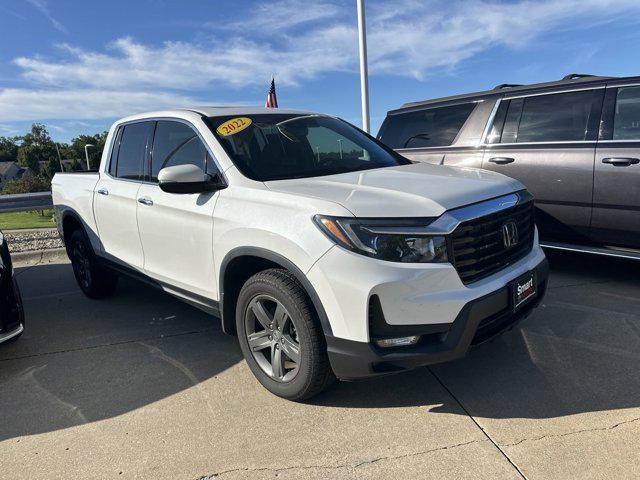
[1,252,639,479]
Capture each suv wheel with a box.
[69,229,118,299]
[236,269,335,400]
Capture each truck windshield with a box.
[208,114,410,181]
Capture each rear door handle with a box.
[602,157,639,166]
[488,157,515,165]
[137,197,153,206]
[97,188,108,196]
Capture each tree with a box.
[0,136,18,163]
[69,158,82,171]
[16,123,58,175]
[2,174,50,194]
[69,131,108,169]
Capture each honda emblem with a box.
[502,221,519,248]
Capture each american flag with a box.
[265,77,278,108]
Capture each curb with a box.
[12,248,68,266]
[3,227,58,235]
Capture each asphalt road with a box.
[1,252,639,479]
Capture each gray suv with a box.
[378,73,640,259]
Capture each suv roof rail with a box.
[493,83,523,90]
[562,73,596,81]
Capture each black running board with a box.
[540,241,640,260]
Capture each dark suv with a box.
[378,74,640,259]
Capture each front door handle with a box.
[137,197,153,206]
[97,188,109,196]
[602,157,639,166]
[488,157,515,165]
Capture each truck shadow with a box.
[313,251,640,419]
[1,251,638,443]
[0,262,243,443]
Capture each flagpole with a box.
[357,0,370,133]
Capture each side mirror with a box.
[158,164,226,194]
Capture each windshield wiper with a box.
[403,133,431,148]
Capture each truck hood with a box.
[264,162,524,217]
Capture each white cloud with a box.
[26,0,67,34]
[14,0,640,92]
[0,88,198,121]
[14,35,352,91]
[222,0,341,31]
[364,0,640,78]
[4,0,640,122]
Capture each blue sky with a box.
[1,0,640,142]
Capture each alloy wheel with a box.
[244,294,301,382]
[72,240,92,290]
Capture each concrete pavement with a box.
[0,252,638,479]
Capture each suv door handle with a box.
[137,197,153,206]
[602,157,640,166]
[488,157,515,165]
[97,188,109,195]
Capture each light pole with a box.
[54,143,64,172]
[357,0,370,133]
[337,139,343,159]
[84,144,95,170]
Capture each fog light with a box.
[375,336,420,348]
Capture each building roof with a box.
[0,161,18,175]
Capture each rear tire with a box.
[69,229,118,299]
[236,268,335,401]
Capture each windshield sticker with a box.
[216,117,252,136]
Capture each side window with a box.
[613,86,640,140]
[516,90,595,142]
[501,98,524,144]
[114,122,153,180]
[378,103,477,149]
[485,100,509,144]
[151,121,208,181]
[108,127,122,176]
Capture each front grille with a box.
[451,201,535,285]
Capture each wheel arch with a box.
[219,247,333,337]
[60,209,85,254]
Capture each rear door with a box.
[136,120,221,299]
[481,88,604,242]
[592,84,640,247]
[94,121,153,268]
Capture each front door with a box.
[592,85,640,247]
[136,120,220,299]
[481,88,603,243]
[94,121,154,269]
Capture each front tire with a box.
[236,269,334,401]
[69,229,118,299]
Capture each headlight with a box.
[314,215,448,263]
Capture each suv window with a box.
[516,90,594,142]
[114,122,153,180]
[613,86,640,140]
[151,121,208,181]
[378,103,476,149]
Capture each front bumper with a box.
[326,257,548,380]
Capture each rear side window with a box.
[114,122,153,180]
[151,121,208,181]
[378,103,476,149]
[516,90,595,142]
[613,86,640,140]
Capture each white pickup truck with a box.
[52,107,548,400]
